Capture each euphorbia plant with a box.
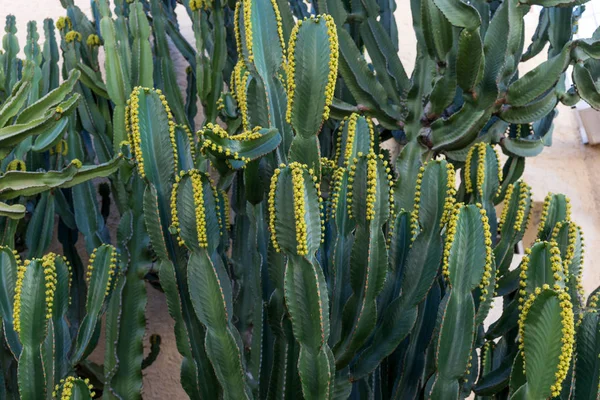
[1,0,600,398]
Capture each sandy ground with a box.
[4,1,600,398]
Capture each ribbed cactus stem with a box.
[518,288,575,397]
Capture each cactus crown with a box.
[64,31,81,43]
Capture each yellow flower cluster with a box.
[6,159,25,172]
[366,117,375,153]
[106,247,118,296]
[549,242,564,287]
[441,203,461,281]
[171,173,184,247]
[71,158,82,168]
[269,0,286,59]
[229,126,263,141]
[333,116,348,165]
[181,125,196,159]
[475,143,486,197]
[65,31,82,43]
[126,88,145,178]
[410,165,426,240]
[464,144,477,194]
[320,157,337,171]
[216,96,225,111]
[86,34,101,47]
[56,16,71,32]
[13,258,27,334]
[517,287,539,357]
[517,286,547,370]
[205,122,228,139]
[477,205,494,302]
[234,2,243,56]
[481,341,493,368]
[551,291,575,397]
[238,68,250,129]
[513,181,531,232]
[576,226,585,298]
[243,0,254,63]
[493,145,503,195]
[342,114,358,166]
[537,194,553,238]
[189,0,209,11]
[206,175,223,235]
[191,170,209,248]
[440,163,457,227]
[552,222,586,298]
[498,183,516,232]
[42,253,58,320]
[85,248,98,284]
[291,162,309,255]
[328,167,345,220]
[346,156,360,219]
[86,247,117,295]
[285,20,301,124]
[322,14,338,121]
[314,168,325,244]
[589,293,599,308]
[365,153,378,221]
[221,189,231,229]
[498,181,532,234]
[384,158,395,245]
[53,376,95,399]
[518,247,532,309]
[519,288,574,397]
[537,194,572,238]
[200,122,250,162]
[156,89,179,175]
[63,255,73,305]
[126,87,178,178]
[465,143,500,197]
[50,140,69,156]
[268,166,281,252]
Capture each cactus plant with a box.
[1,0,599,398]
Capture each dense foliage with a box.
[0,0,599,399]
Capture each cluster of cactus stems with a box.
[0,0,600,399]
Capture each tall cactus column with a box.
[333,152,391,369]
[173,169,251,399]
[269,162,333,399]
[427,204,494,399]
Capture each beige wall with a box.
[5,2,600,398]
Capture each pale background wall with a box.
[4,1,600,398]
